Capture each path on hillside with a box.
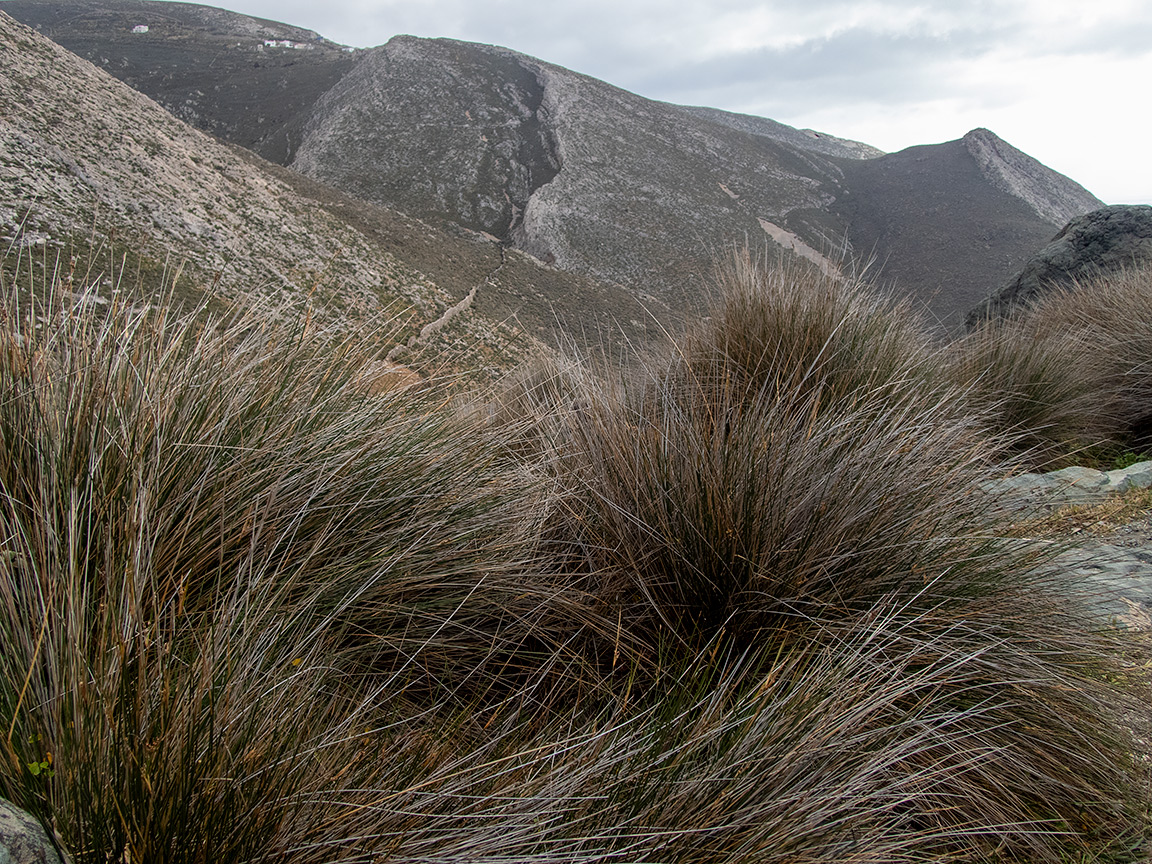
[387,247,508,362]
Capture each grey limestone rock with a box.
[981,460,1152,517]
[988,460,1152,628]
[0,799,69,864]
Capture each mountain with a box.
[826,129,1104,326]
[0,9,652,379]
[286,38,1102,330]
[0,0,357,164]
[2,0,1106,332]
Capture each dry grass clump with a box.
[1029,265,1152,449]
[522,253,1147,860]
[0,251,1147,863]
[953,263,1152,468]
[951,320,1104,467]
[0,279,591,862]
[539,254,994,651]
[681,250,942,415]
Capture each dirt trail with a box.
[388,247,508,362]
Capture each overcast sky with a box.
[176,0,1150,204]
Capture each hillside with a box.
[2,0,1105,331]
[826,130,1101,325]
[287,36,1101,329]
[0,0,357,164]
[0,10,662,374]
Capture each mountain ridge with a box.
[1,0,1107,331]
[0,9,596,377]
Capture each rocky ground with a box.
[1003,470,1152,799]
[991,464,1152,627]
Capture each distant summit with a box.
[962,128,1103,228]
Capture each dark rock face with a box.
[967,205,1152,325]
[292,36,560,238]
[0,799,69,863]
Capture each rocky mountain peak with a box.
[962,127,1103,227]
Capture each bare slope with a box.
[828,130,1103,327]
[0,10,530,373]
[1,0,357,164]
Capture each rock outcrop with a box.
[0,799,69,864]
[982,461,1152,513]
[967,205,1152,325]
[980,460,1152,629]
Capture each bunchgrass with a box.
[521,254,1147,860]
[680,250,943,416]
[953,263,1152,468]
[0,272,592,861]
[0,250,1147,862]
[950,320,1104,468]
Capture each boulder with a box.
[979,460,1152,518]
[0,799,69,864]
[967,204,1152,326]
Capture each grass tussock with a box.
[682,250,942,414]
[954,263,1152,468]
[519,254,1147,860]
[0,251,1147,863]
[0,279,592,861]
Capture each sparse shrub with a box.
[1114,450,1152,470]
